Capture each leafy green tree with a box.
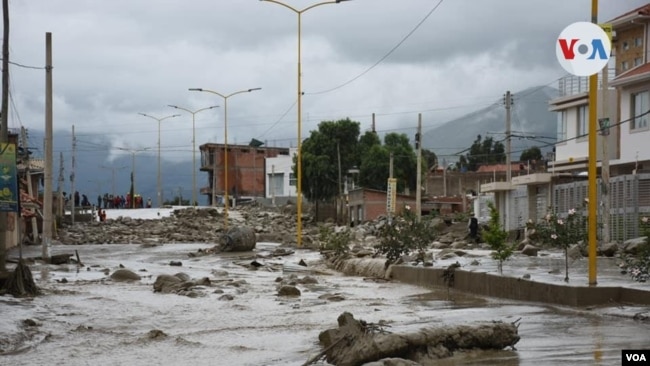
[357,131,381,167]
[421,149,437,171]
[384,133,417,192]
[463,135,506,171]
[298,118,361,209]
[359,144,390,190]
[519,146,543,163]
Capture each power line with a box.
[0,59,44,70]
[306,0,446,95]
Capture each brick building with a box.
[199,143,289,205]
[348,188,416,224]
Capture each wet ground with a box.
[1,241,649,366]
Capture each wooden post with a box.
[42,32,53,262]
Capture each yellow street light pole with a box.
[168,104,219,207]
[587,0,599,286]
[138,113,180,208]
[188,87,261,228]
[261,0,348,248]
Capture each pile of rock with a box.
[56,205,322,246]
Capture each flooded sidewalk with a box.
[1,242,649,365]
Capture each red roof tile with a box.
[609,3,650,22]
[613,62,650,83]
[476,163,522,173]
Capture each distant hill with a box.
[422,85,558,164]
[23,130,196,205]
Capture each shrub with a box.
[536,207,587,282]
[618,216,650,282]
[482,202,515,274]
[375,205,437,267]
[318,225,352,256]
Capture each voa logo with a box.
[556,21,611,77]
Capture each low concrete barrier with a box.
[390,265,650,307]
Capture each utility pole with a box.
[415,113,422,222]
[70,124,76,225]
[337,141,342,225]
[504,91,513,182]
[57,152,64,218]
[388,152,394,225]
[43,32,53,262]
[271,164,276,206]
[587,0,599,286]
[0,0,10,271]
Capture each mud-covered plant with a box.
[318,225,352,256]
[375,205,437,268]
[536,207,587,282]
[618,217,650,282]
[482,202,514,274]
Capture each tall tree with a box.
[360,144,390,190]
[519,146,543,162]
[297,118,361,205]
[384,133,417,192]
[464,134,506,171]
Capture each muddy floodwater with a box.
[1,242,649,366]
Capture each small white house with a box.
[265,147,298,200]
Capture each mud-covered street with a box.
[2,237,650,366]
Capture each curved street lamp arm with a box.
[168,104,220,115]
[261,0,345,13]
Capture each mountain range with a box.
[422,85,559,165]
[21,85,559,202]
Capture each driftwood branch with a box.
[317,312,520,366]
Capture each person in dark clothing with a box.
[468,213,479,242]
[74,191,80,206]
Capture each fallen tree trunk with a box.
[317,312,520,366]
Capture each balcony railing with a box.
[558,68,616,98]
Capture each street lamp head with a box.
[248,88,262,92]
[138,112,148,117]
[189,88,203,92]
[168,105,179,109]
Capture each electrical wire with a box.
[306,0,446,95]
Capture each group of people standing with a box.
[99,193,152,209]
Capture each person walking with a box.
[468,213,479,243]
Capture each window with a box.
[622,61,629,71]
[557,110,567,141]
[636,37,643,47]
[635,57,643,67]
[289,173,297,186]
[632,90,649,130]
[623,41,630,50]
[577,105,588,137]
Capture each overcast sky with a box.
[5,0,646,165]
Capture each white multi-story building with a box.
[549,4,650,175]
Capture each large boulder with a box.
[623,237,648,255]
[110,269,141,282]
[221,226,257,252]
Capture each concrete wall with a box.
[390,265,650,307]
